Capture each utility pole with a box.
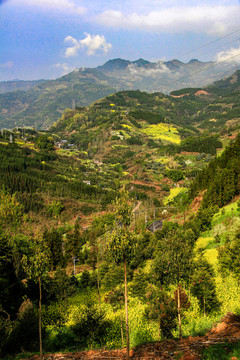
[72,257,79,275]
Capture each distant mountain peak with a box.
[99,58,131,71]
[188,59,201,64]
[132,58,151,67]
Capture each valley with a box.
[0,69,240,360]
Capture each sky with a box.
[0,0,240,81]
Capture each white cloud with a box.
[53,62,75,75]
[215,46,240,64]
[64,33,112,57]
[12,0,86,15]
[128,61,170,77]
[64,36,80,57]
[97,5,240,35]
[0,61,14,69]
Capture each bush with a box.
[46,200,64,218]
[71,306,111,348]
[45,326,76,352]
[3,307,40,354]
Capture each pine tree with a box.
[191,259,219,315]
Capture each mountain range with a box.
[0,58,239,130]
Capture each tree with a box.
[218,230,240,282]
[105,189,136,360]
[153,228,194,337]
[0,188,24,229]
[145,285,177,339]
[71,304,110,349]
[0,233,23,355]
[191,259,219,315]
[43,228,64,270]
[35,135,54,151]
[22,236,50,359]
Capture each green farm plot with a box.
[121,124,133,131]
[141,123,181,144]
[164,187,187,204]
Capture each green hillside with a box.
[1,75,240,359]
[0,60,239,130]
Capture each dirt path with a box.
[133,201,142,213]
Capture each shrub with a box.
[46,200,64,218]
[71,306,111,348]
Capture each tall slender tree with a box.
[105,189,136,360]
[22,236,50,360]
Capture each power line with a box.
[180,27,240,60]
[176,52,240,85]
[198,36,240,60]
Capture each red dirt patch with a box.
[189,194,203,214]
[195,90,210,96]
[170,94,190,98]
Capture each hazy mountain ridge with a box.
[0,58,239,130]
[0,79,45,94]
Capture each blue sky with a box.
[0,0,240,80]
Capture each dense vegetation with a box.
[1,70,240,359]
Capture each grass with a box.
[201,342,240,359]
[2,353,37,360]
[141,123,181,144]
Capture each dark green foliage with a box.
[126,136,143,145]
[42,303,66,327]
[49,268,76,302]
[80,270,91,288]
[111,135,120,141]
[3,306,40,354]
[0,233,23,348]
[147,139,161,148]
[104,287,124,311]
[65,219,83,261]
[35,135,54,151]
[43,228,64,270]
[170,88,202,96]
[71,306,111,348]
[129,110,164,124]
[195,206,218,232]
[179,134,222,155]
[166,169,184,182]
[191,259,219,314]
[145,285,177,339]
[218,230,240,279]
[190,134,240,208]
[16,192,44,213]
[129,269,149,301]
[153,227,195,286]
[102,265,124,290]
[130,232,152,268]
[45,326,76,352]
[129,118,142,128]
